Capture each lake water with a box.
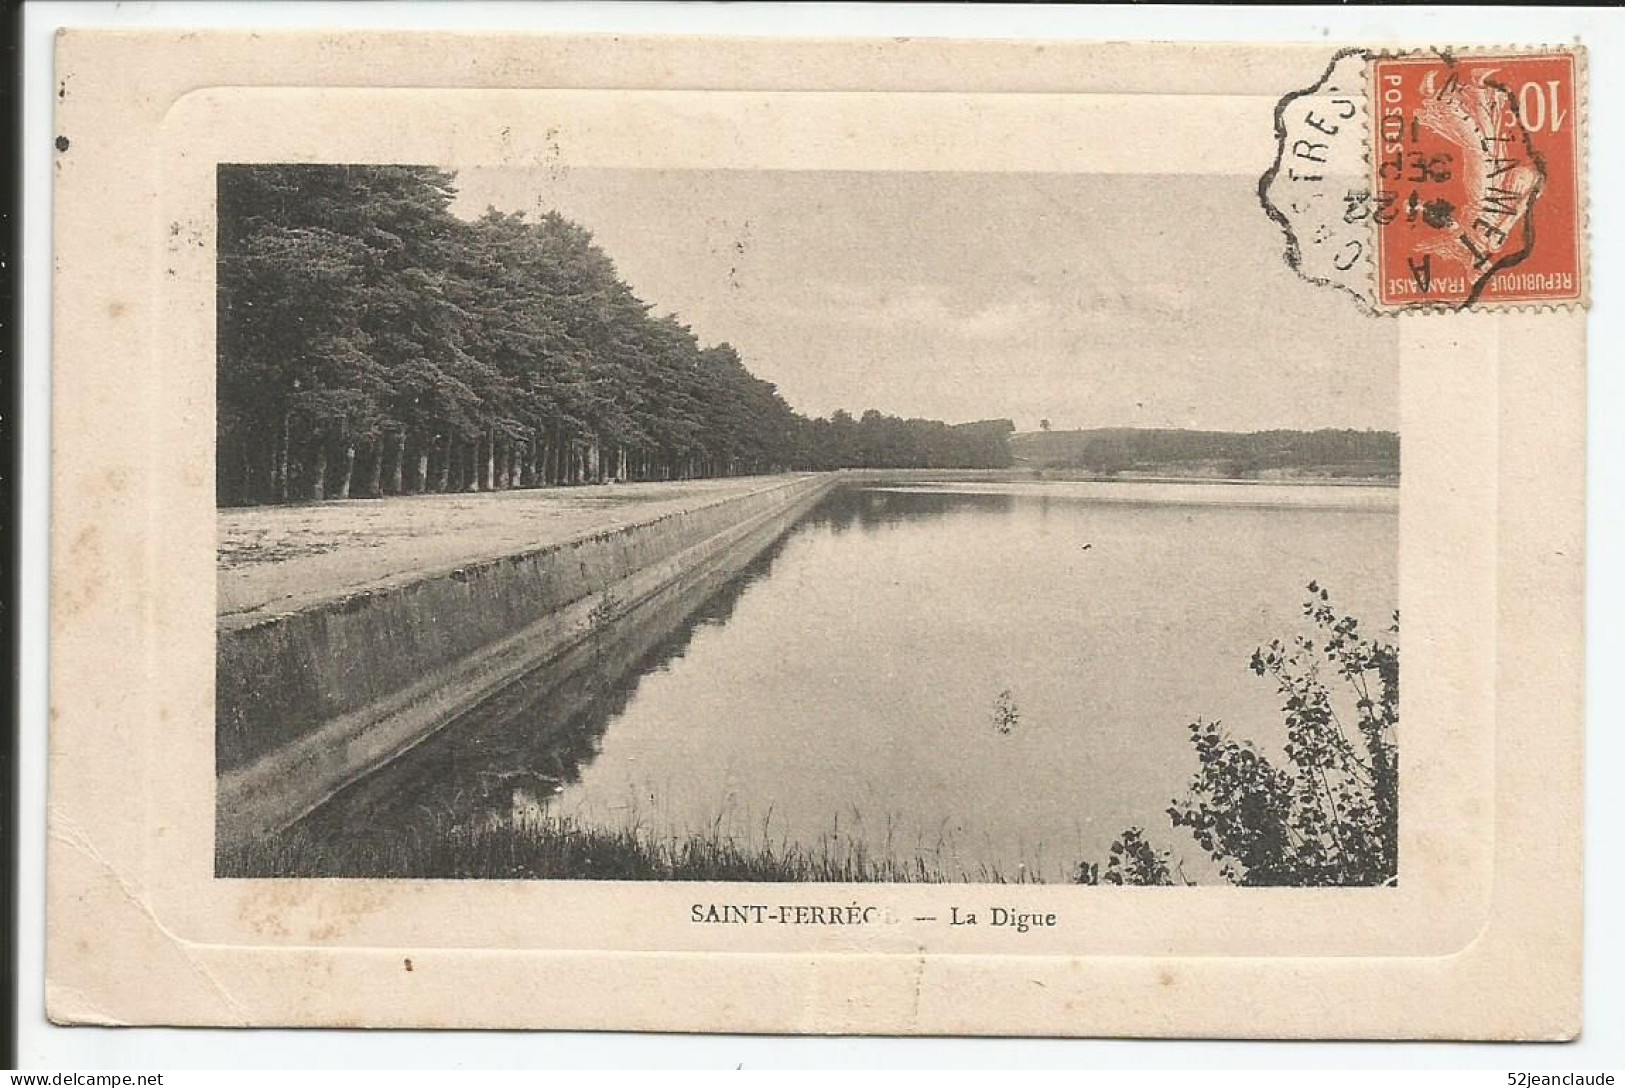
[290,479,1398,882]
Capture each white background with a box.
[16,1,1625,1070]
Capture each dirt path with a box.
[218,476,814,621]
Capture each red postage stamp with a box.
[1369,50,1584,309]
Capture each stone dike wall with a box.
[216,473,836,851]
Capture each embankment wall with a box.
[216,473,835,852]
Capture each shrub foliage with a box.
[1086,583,1399,887]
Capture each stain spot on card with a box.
[61,526,106,615]
[239,882,391,941]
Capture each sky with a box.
[451,168,1399,433]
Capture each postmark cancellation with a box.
[1263,47,1586,312]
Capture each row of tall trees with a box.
[217,164,1011,507]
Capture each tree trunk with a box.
[310,442,328,502]
[259,431,276,504]
[386,432,405,495]
[362,439,384,499]
[446,439,463,493]
[273,413,291,503]
[336,444,356,500]
[520,437,536,488]
[264,431,278,504]
[240,442,254,505]
[433,438,451,493]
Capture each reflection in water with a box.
[289,518,804,849]
[808,486,1017,535]
[284,481,1398,882]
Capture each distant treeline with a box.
[216,165,1012,506]
[798,412,1014,471]
[1011,427,1399,478]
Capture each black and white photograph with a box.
[213,164,1400,888]
[36,21,1597,1046]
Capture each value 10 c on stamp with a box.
[1263,48,1585,312]
[1370,51,1583,309]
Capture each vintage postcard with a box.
[47,32,1585,1037]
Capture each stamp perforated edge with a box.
[1363,44,1590,316]
[1261,45,1589,317]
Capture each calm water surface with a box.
[295,480,1398,881]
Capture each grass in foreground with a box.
[218,813,1043,883]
